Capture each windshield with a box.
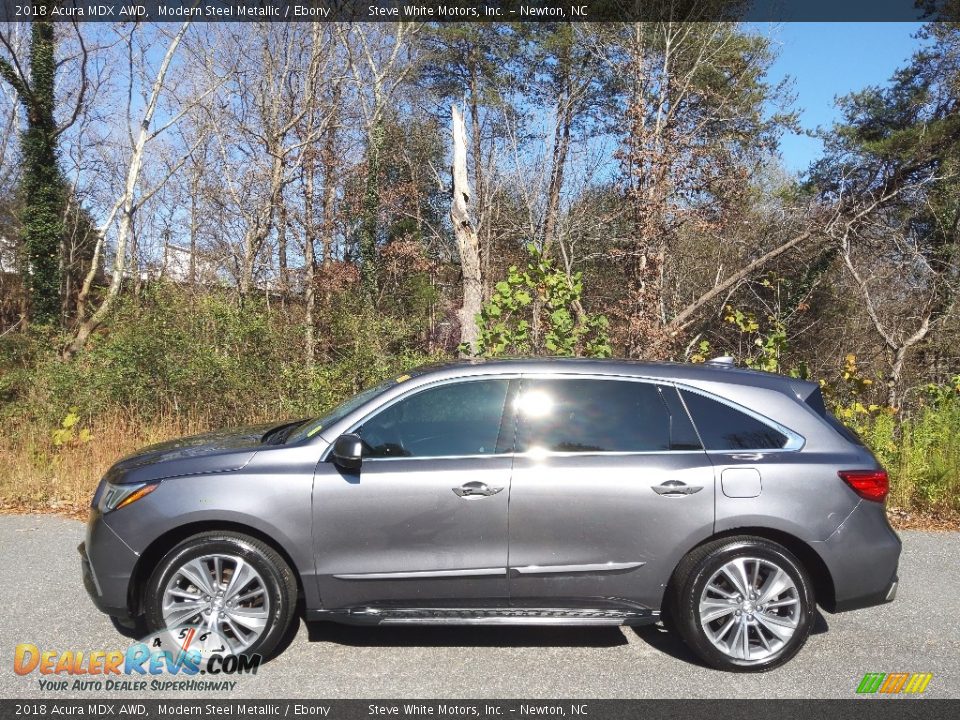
[285,376,403,444]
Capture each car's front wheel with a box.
[143,531,297,659]
[669,536,815,672]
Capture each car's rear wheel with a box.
[143,531,297,659]
[669,536,815,672]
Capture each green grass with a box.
[855,397,960,516]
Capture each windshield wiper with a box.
[261,419,311,445]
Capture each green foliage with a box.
[817,360,959,515]
[0,284,438,433]
[808,23,959,319]
[689,339,712,364]
[822,353,891,423]
[851,379,960,514]
[310,287,443,410]
[723,305,779,372]
[3,17,66,324]
[472,244,611,359]
[51,406,92,447]
[716,304,802,377]
[419,24,521,112]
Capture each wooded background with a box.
[0,15,958,520]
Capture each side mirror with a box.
[331,433,363,472]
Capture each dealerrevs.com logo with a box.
[856,673,934,695]
[13,626,261,693]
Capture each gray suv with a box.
[81,358,900,671]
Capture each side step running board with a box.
[313,607,659,627]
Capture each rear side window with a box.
[514,379,701,453]
[680,389,788,450]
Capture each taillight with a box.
[838,470,889,502]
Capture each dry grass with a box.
[0,412,217,517]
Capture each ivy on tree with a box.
[0,14,66,324]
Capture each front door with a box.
[506,377,716,611]
[313,378,514,609]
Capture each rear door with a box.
[312,378,514,609]
[506,376,716,611]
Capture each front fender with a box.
[104,467,317,612]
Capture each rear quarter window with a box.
[680,389,788,450]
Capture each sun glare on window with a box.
[516,390,554,418]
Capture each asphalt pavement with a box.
[1,514,957,699]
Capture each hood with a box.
[102,423,281,485]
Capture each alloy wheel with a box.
[698,556,800,663]
[161,553,270,654]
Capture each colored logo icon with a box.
[856,673,933,694]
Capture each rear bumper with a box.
[815,500,902,613]
[80,510,139,620]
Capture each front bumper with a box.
[80,510,140,620]
[815,500,902,613]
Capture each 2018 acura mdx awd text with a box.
[81,358,901,672]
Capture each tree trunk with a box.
[304,153,316,366]
[65,21,191,358]
[542,88,573,258]
[189,190,197,285]
[0,16,65,324]
[239,152,284,301]
[277,201,288,303]
[451,105,483,356]
[359,119,384,303]
[320,84,340,272]
[130,213,142,296]
[467,84,493,302]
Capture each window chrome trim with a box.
[359,448,708,463]
[514,449,705,459]
[673,383,805,452]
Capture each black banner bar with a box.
[0,700,957,720]
[0,0,951,24]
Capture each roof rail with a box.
[705,355,736,366]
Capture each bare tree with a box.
[338,22,419,301]
[834,177,957,406]
[298,25,343,365]
[67,21,215,358]
[451,105,482,355]
[210,23,336,302]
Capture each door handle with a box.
[652,480,703,497]
[453,481,503,498]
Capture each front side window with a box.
[680,389,789,450]
[514,379,700,454]
[358,380,510,459]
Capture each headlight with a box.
[97,482,159,513]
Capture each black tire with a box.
[668,535,815,672]
[143,531,298,659]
